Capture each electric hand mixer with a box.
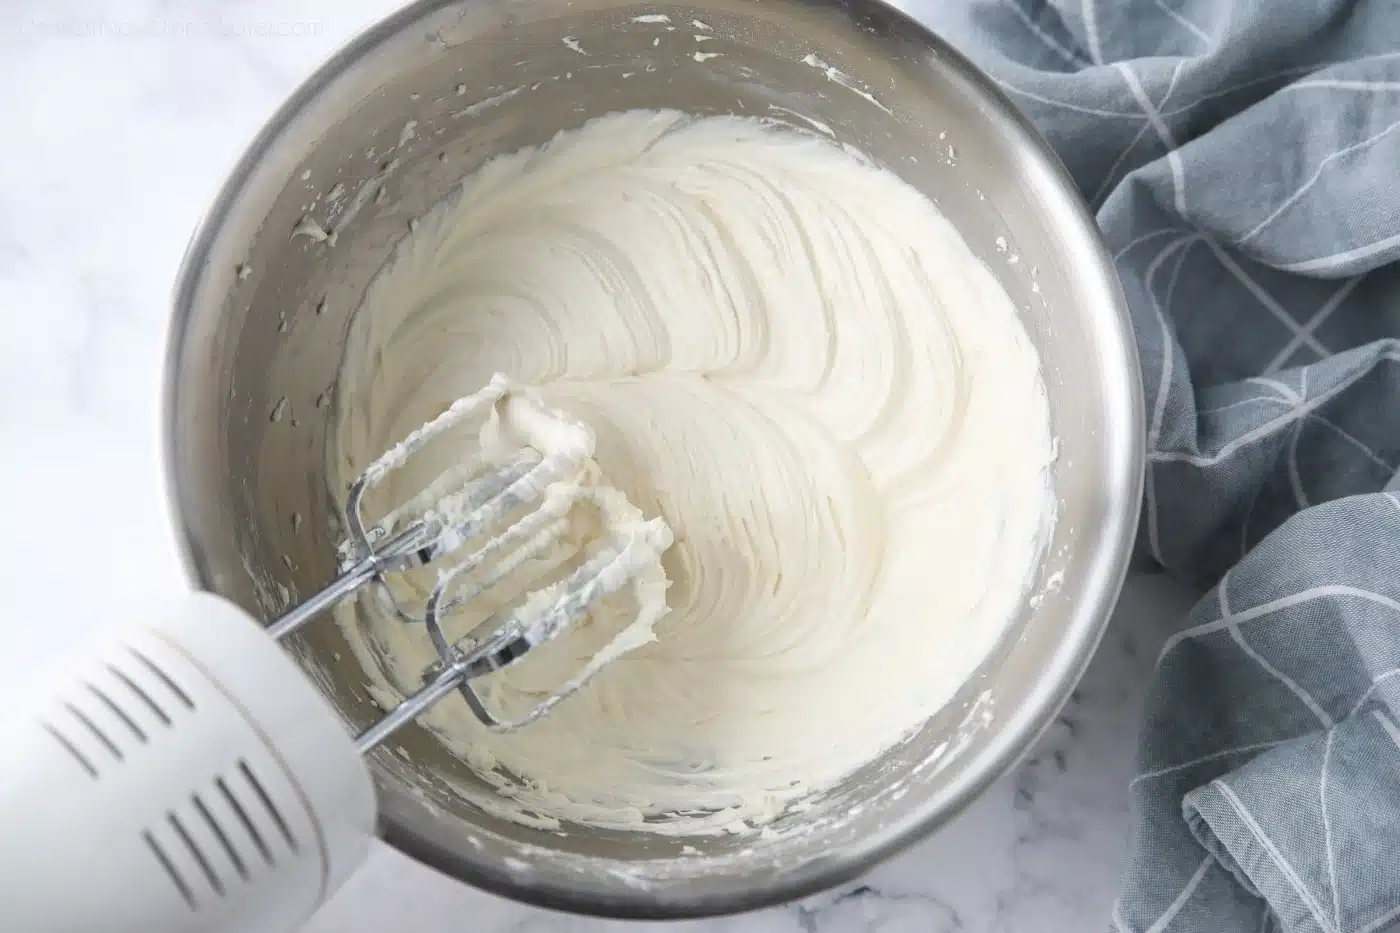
[0,376,675,933]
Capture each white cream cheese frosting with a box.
[331,109,1055,835]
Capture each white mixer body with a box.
[0,593,377,933]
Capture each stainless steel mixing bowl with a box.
[164,0,1141,917]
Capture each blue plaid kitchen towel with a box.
[914,1,1400,931]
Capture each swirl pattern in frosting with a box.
[331,109,1055,835]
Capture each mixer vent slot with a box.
[217,775,274,866]
[238,759,300,854]
[169,810,225,897]
[144,829,197,909]
[194,791,250,881]
[84,681,148,742]
[107,662,173,725]
[127,646,196,710]
[62,700,123,761]
[41,721,98,778]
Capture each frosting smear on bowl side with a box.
[331,109,1055,836]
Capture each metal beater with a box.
[270,373,674,745]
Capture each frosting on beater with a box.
[331,109,1055,835]
[344,373,676,719]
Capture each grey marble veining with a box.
[0,2,1199,929]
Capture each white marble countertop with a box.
[0,2,1199,930]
